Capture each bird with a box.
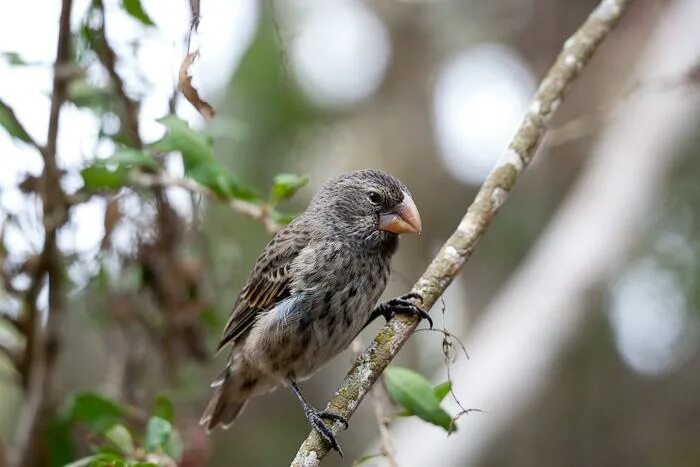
[199,169,431,455]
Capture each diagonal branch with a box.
[290,0,633,464]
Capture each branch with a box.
[131,172,283,233]
[290,0,633,464]
[91,0,142,148]
[12,0,73,465]
[383,1,700,462]
[350,340,398,467]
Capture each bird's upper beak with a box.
[379,191,422,234]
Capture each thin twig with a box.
[290,1,633,464]
[131,172,283,233]
[546,70,700,146]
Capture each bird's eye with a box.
[367,191,382,205]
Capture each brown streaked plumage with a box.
[200,169,429,455]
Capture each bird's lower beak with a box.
[379,191,422,234]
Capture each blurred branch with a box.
[91,0,141,147]
[290,0,633,464]
[13,0,73,465]
[547,69,700,146]
[384,1,700,463]
[131,172,283,233]
[368,383,399,467]
[350,340,399,467]
[0,332,22,371]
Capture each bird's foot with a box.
[382,292,433,329]
[304,407,347,456]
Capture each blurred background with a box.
[1,0,699,466]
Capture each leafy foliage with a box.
[57,392,181,466]
[120,0,155,26]
[0,98,33,143]
[270,173,309,205]
[152,115,257,200]
[384,366,456,432]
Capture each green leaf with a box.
[151,115,213,170]
[270,173,308,204]
[270,210,299,225]
[144,416,172,453]
[434,381,452,403]
[48,415,75,467]
[67,80,109,111]
[152,395,174,422]
[152,115,257,200]
[384,366,455,432]
[103,148,157,169]
[68,392,125,433]
[397,381,450,416]
[163,428,184,461]
[105,424,135,454]
[0,99,33,143]
[80,166,128,190]
[65,453,126,467]
[120,0,155,26]
[1,51,32,66]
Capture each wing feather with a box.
[216,222,308,351]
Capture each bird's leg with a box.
[288,379,348,456]
[365,292,433,329]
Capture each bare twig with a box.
[546,70,700,146]
[368,383,399,467]
[131,172,283,233]
[290,1,633,465]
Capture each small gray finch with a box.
[200,169,430,454]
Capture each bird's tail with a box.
[199,371,248,432]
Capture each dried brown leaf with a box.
[102,196,122,250]
[178,51,215,121]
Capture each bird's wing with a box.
[217,221,309,351]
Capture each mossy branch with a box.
[290,0,633,465]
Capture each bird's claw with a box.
[304,408,345,456]
[319,410,349,429]
[384,293,433,329]
[401,292,424,304]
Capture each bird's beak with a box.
[379,191,422,234]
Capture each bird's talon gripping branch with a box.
[386,296,433,329]
[305,408,344,457]
[365,293,433,329]
[402,291,424,304]
[319,411,349,430]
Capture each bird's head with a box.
[308,169,421,248]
